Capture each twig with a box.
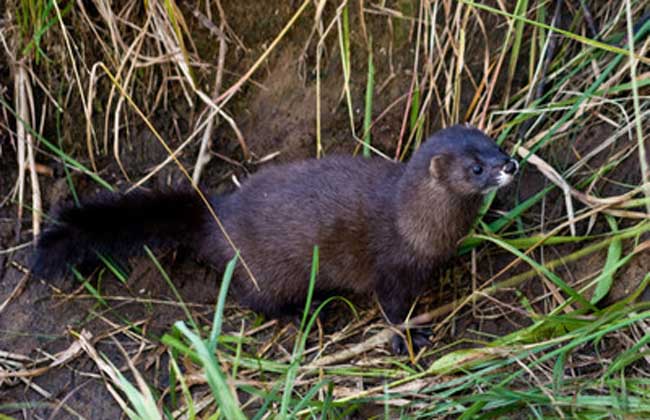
[0,272,28,314]
[13,64,42,238]
[192,6,228,184]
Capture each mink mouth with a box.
[480,159,519,194]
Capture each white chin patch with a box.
[497,171,515,187]
[481,171,515,195]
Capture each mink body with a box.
[205,157,478,323]
[31,125,518,353]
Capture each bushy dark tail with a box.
[31,189,208,278]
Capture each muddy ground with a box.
[1,1,648,418]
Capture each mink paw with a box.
[391,329,432,355]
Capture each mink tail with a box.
[30,189,208,278]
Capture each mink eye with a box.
[471,164,483,175]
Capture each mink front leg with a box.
[375,268,432,355]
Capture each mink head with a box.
[410,124,518,196]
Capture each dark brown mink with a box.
[30,124,518,354]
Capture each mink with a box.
[30,125,518,354]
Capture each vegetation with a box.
[1,0,649,418]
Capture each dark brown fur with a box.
[31,125,517,353]
[204,156,481,323]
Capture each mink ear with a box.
[429,155,448,179]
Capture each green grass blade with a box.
[169,356,195,419]
[590,216,622,304]
[363,37,374,158]
[460,0,650,62]
[104,356,161,420]
[175,322,247,420]
[279,246,319,418]
[505,0,529,101]
[476,234,596,311]
[210,254,238,349]
[0,96,114,191]
[144,246,198,332]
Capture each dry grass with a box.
[1,0,650,418]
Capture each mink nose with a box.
[503,159,519,175]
